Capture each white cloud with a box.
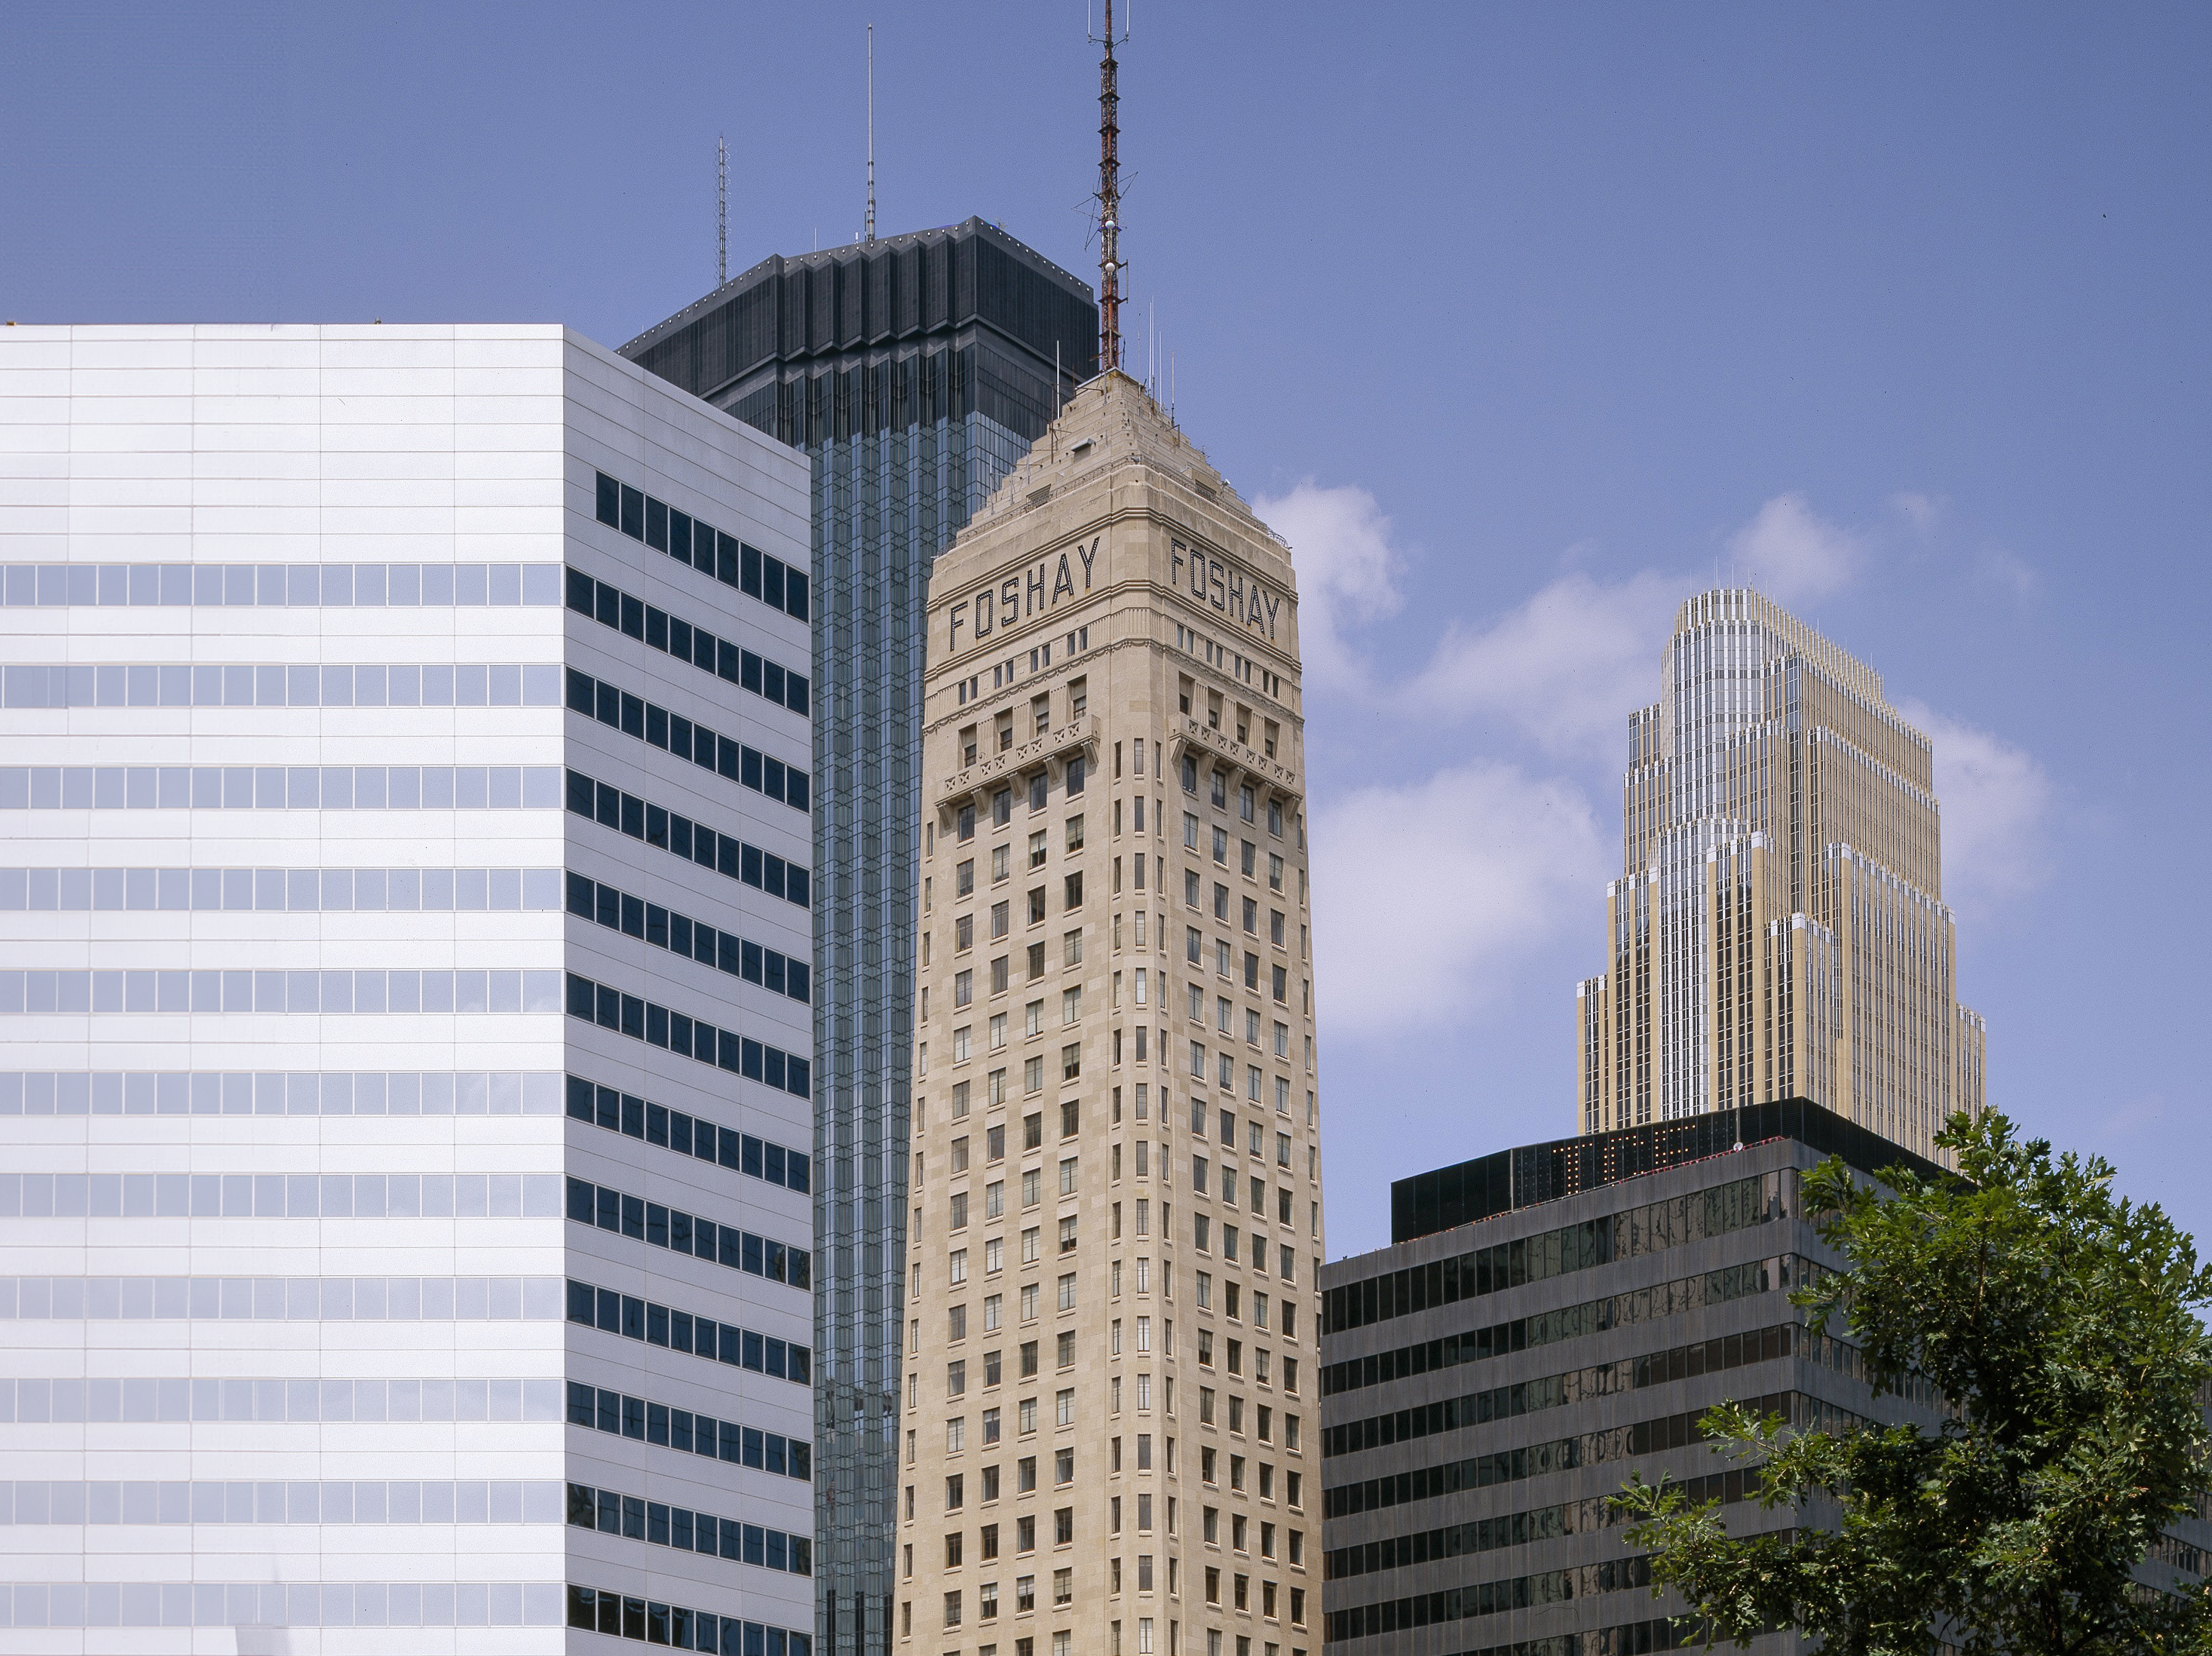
[1977,544,2040,602]
[1252,480,1404,695]
[1310,762,1605,1038]
[1889,490,1943,536]
[1899,700,2054,913]
[1891,490,2039,602]
[1405,571,1683,765]
[1727,491,1862,603]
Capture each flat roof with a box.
[1390,1096,1953,1244]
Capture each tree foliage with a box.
[1614,1110,2212,1656]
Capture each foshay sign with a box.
[1172,539,1282,642]
[947,537,1098,651]
[941,530,1290,656]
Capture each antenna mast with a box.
[717,136,728,287]
[1092,0,1127,374]
[865,25,877,243]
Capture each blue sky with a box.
[5,2,2207,1259]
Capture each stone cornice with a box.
[934,716,1099,813]
[1171,715,1301,801]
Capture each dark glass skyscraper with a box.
[620,219,1098,1656]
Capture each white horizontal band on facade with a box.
[0,762,562,810]
[0,561,563,609]
[0,1275,565,1320]
[0,1580,566,1630]
[0,1480,564,1525]
[0,1069,562,1115]
[0,968,565,1016]
[0,1375,563,1423]
[0,661,561,709]
[0,1170,565,1219]
[0,866,561,912]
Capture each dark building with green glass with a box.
[620,219,1098,1656]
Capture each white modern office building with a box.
[0,324,816,1653]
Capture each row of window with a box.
[565,666,810,813]
[593,471,809,621]
[565,1076,810,1194]
[1,1274,564,1323]
[1193,1393,1303,1449]
[0,967,564,1017]
[1322,1320,1838,1458]
[957,628,1092,707]
[566,567,810,714]
[1325,1553,1651,1644]
[1197,1573,1306,1627]
[951,762,1087,841]
[1178,941,1291,1010]
[564,1380,810,1480]
[565,1278,809,1382]
[0,1480,562,1526]
[566,766,810,907]
[0,1579,567,1631]
[1319,1256,1789,1399]
[0,660,563,710]
[562,972,812,1099]
[1180,767,1294,836]
[0,762,562,812]
[0,1170,562,1221]
[1189,1166,1303,1259]
[563,1176,810,1290]
[1190,1331,1297,1394]
[1320,1388,1862,1520]
[0,560,561,609]
[1322,1172,1784,1334]
[566,1481,811,1575]
[1190,1274,1299,1340]
[0,1068,563,1118]
[1322,1467,1757,1584]
[0,864,560,915]
[567,1582,810,1655]
[1180,811,1294,892]
[565,871,809,1003]
[1193,1104,1300,1161]
[0,1374,560,1424]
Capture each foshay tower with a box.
[1575,588,1988,1161]
[899,17,1327,1656]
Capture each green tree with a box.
[1615,1110,2212,1656]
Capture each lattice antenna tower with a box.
[865,25,877,243]
[717,136,729,287]
[1089,0,1130,373]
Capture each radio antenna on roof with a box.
[716,136,728,287]
[1089,0,1129,374]
[865,25,877,243]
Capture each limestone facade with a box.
[899,374,1324,1656]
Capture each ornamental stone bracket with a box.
[936,716,1100,814]
[1170,716,1302,802]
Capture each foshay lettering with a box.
[948,537,1098,650]
[1171,541,1281,642]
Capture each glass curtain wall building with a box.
[622,219,1098,1656]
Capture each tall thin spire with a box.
[865,25,877,243]
[1094,0,1126,374]
[716,136,728,287]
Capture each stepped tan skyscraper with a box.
[1575,588,1987,1161]
[899,373,1325,1656]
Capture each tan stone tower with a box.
[899,373,1324,1656]
[1576,587,1988,1161]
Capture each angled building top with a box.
[617,216,1097,409]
